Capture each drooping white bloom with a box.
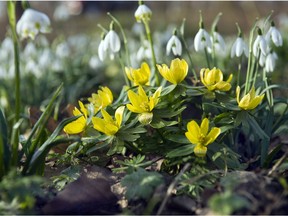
[98,39,107,62]
[265,52,278,72]
[134,3,152,23]
[24,42,37,57]
[253,34,268,57]
[259,53,266,67]
[56,42,70,58]
[103,30,121,53]
[166,35,182,56]
[136,40,151,61]
[265,25,283,47]
[208,31,226,56]
[16,8,51,40]
[194,28,212,52]
[231,37,249,58]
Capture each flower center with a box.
[140,102,150,112]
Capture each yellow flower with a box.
[126,85,162,124]
[92,106,125,136]
[125,62,151,86]
[185,118,221,157]
[236,86,265,110]
[200,67,233,91]
[64,101,88,134]
[157,58,188,85]
[88,86,113,113]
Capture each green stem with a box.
[118,56,131,87]
[107,12,131,67]
[237,55,242,87]
[7,1,21,166]
[179,19,198,82]
[204,47,211,69]
[143,20,160,86]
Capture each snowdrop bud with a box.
[16,8,51,40]
[166,30,182,56]
[259,53,266,67]
[253,28,268,57]
[231,37,249,58]
[265,51,278,72]
[265,21,283,47]
[135,1,152,23]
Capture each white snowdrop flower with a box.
[265,52,278,72]
[16,8,51,40]
[0,66,6,78]
[265,22,283,47]
[253,30,268,57]
[194,28,212,52]
[98,38,107,62]
[56,42,70,58]
[208,30,226,56]
[166,34,182,56]
[135,2,152,23]
[103,29,121,53]
[89,55,101,69]
[136,40,152,61]
[259,53,266,67]
[231,37,249,58]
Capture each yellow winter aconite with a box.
[236,86,265,110]
[64,101,88,134]
[156,58,188,85]
[185,118,221,157]
[92,106,125,136]
[126,85,162,124]
[200,67,233,91]
[88,86,113,113]
[125,62,151,86]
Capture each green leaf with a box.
[164,134,190,144]
[28,136,80,174]
[167,144,194,158]
[246,113,269,140]
[0,109,10,178]
[121,168,163,201]
[150,118,178,129]
[160,85,177,96]
[208,191,249,215]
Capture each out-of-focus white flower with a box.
[265,22,283,47]
[166,34,182,56]
[56,42,70,58]
[24,42,37,57]
[39,49,53,68]
[194,28,212,52]
[208,30,226,56]
[135,2,152,23]
[137,40,151,61]
[53,3,70,21]
[265,51,278,72]
[231,36,249,58]
[25,60,41,77]
[16,8,51,40]
[253,31,268,57]
[89,55,101,69]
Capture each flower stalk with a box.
[7,1,21,166]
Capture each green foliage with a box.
[0,169,43,214]
[121,167,164,201]
[50,165,81,191]
[208,190,249,215]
